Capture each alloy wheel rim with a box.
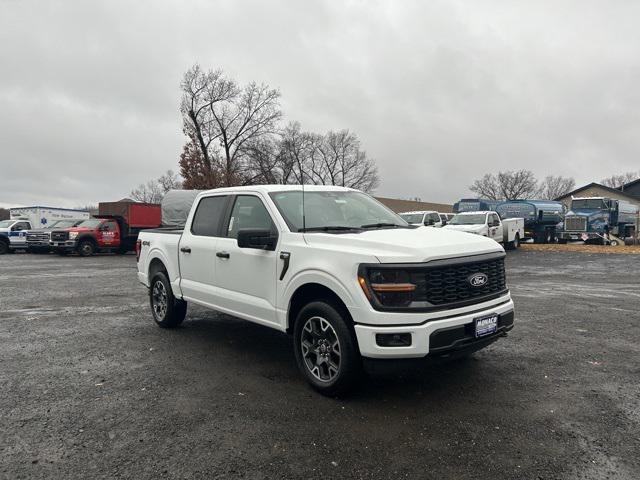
[152,280,168,320]
[300,316,341,382]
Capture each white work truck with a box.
[444,211,524,250]
[399,210,444,227]
[136,186,515,395]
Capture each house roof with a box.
[554,182,640,202]
[618,177,640,192]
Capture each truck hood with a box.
[566,209,602,218]
[442,224,485,234]
[303,226,502,263]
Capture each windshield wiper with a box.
[299,226,362,233]
[360,222,404,229]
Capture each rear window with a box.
[191,196,228,237]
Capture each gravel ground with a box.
[0,251,639,480]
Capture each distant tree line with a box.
[601,171,640,189]
[177,65,379,192]
[130,170,182,204]
[0,208,9,220]
[469,170,576,201]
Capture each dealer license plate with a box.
[475,314,498,338]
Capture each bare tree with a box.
[470,170,539,200]
[0,208,9,220]
[469,174,502,200]
[180,65,282,187]
[130,170,182,203]
[537,175,575,200]
[601,171,640,188]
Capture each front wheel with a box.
[293,301,361,396]
[150,271,187,328]
[0,241,8,255]
[77,240,95,257]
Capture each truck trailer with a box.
[495,200,565,243]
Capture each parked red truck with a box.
[51,201,161,256]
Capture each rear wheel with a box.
[150,271,187,328]
[77,240,95,257]
[293,300,361,396]
[507,233,520,250]
[0,240,8,255]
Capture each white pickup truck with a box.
[136,186,515,395]
[444,211,524,250]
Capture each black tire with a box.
[507,233,520,250]
[0,240,8,255]
[558,238,567,244]
[77,239,95,257]
[293,300,361,396]
[149,271,187,328]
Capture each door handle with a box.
[180,247,191,253]
[216,251,230,259]
[279,251,291,280]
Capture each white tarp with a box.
[161,190,202,227]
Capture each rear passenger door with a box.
[179,194,229,306]
[213,194,279,327]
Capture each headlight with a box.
[69,232,78,240]
[358,268,416,308]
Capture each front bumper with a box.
[559,231,601,241]
[51,240,78,250]
[354,298,514,358]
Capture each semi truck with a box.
[51,201,161,256]
[444,211,525,249]
[136,185,515,395]
[558,197,639,245]
[495,200,565,243]
[0,206,89,254]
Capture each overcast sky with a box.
[1,0,639,208]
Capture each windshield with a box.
[0,220,15,228]
[269,190,408,232]
[49,220,79,229]
[449,214,487,225]
[572,199,607,210]
[76,219,102,228]
[400,213,424,224]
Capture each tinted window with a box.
[227,196,274,239]
[103,221,118,231]
[426,213,440,224]
[191,196,228,237]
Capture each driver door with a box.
[11,221,31,247]
[488,214,503,242]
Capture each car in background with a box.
[399,210,444,227]
[444,211,524,250]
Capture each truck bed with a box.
[137,229,183,293]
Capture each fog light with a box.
[376,333,412,347]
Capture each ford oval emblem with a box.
[468,273,488,288]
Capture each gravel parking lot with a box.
[1,251,639,480]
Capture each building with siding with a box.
[554,181,640,210]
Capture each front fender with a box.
[281,268,357,313]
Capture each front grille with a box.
[410,257,507,306]
[26,232,50,243]
[51,231,69,241]
[565,216,587,231]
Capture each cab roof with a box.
[199,184,356,195]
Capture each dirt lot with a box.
[521,243,640,255]
[1,251,639,480]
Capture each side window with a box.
[490,214,499,226]
[103,221,118,231]
[191,195,228,237]
[14,222,30,231]
[226,195,274,239]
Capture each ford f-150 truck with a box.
[136,185,515,395]
[444,211,524,250]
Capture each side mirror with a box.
[426,219,435,226]
[237,229,277,250]
[441,220,448,226]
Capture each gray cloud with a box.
[1,0,639,208]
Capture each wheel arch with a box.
[286,282,354,335]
